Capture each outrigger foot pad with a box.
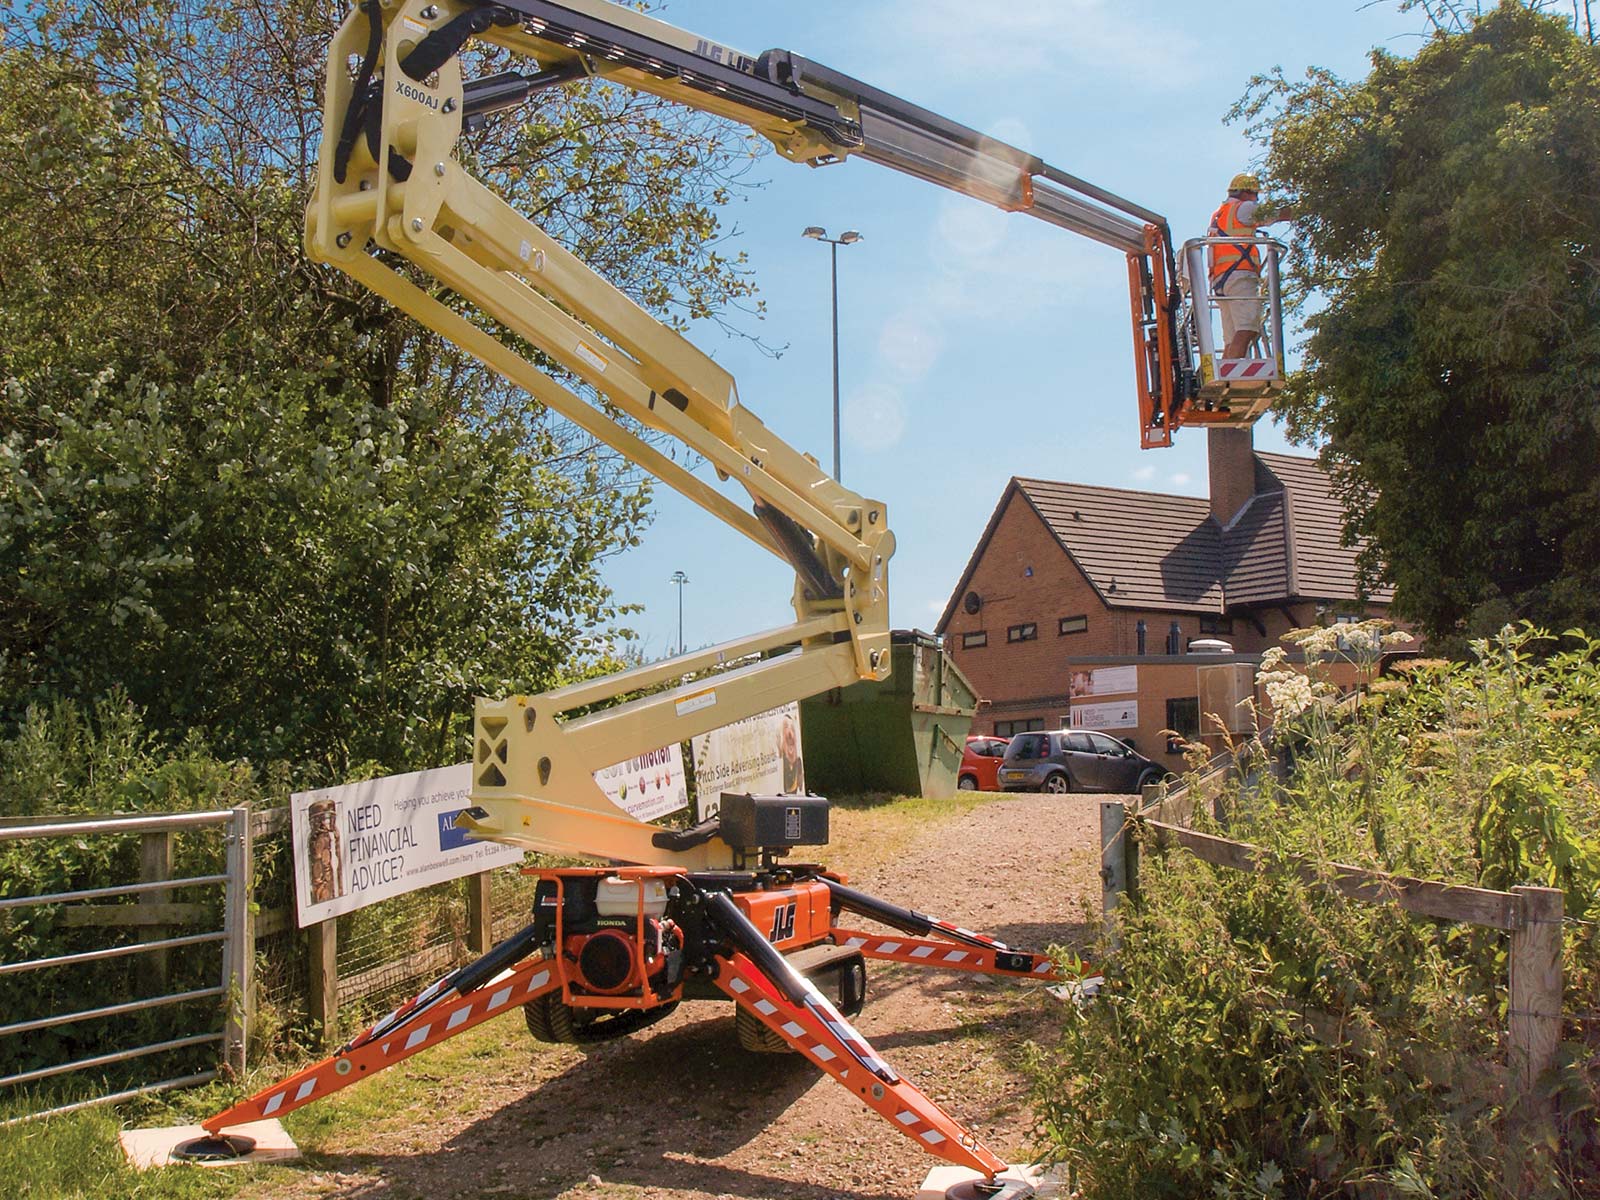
[947,1182,1035,1200]
[172,1134,257,1162]
[921,1164,1053,1200]
[975,1183,1036,1199]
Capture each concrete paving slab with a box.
[119,1118,299,1169]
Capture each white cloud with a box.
[936,199,1009,262]
[842,81,1124,457]
[1131,464,1156,482]
[877,312,941,383]
[862,0,1198,94]
[1169,472,1192,486]
[849,187,1113,454]
[844,382,909,448]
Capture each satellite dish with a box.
[963,591,982,615]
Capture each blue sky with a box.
[599,0,1430,658]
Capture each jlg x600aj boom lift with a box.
[183,1,1284,1194]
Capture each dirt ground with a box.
[239,793,1113,1200]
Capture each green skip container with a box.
[799,629,978,799]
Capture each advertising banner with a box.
[290,763,523,927]
[1069,665,1138,698]
[1070,700,1139,731]
[592,744,688,823]
[690,702,804,821]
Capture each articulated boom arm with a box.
[307,0,1186,869]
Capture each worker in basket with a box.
[1208,172,1294,359]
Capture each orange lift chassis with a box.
[175,0,1282,1192]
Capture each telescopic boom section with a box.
[470,0,1191,445]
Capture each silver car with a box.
[995,729,1166,794]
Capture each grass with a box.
[0,1098,267,1200]
[1,1016,533,1200]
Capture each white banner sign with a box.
[290,763,523,927]
[1070,700,1139,731]
[593,744,688,823]
[691,702,804,820]
[1069,665,1138,698]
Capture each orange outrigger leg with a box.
[185,872,1071,1196]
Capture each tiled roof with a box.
[938,451,1386,624]
[1014,479,1223,612]
[1256,452,1395,604]
[1220,489,1290,604]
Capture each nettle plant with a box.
[1029,622,1600,1199]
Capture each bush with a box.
[1028,625,1600,1198]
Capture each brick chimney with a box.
[1208,427,1257,526]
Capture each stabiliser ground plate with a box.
[171,1134,258,1162]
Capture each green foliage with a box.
[1031,864,1501,1199]
[0,0,765,779]
[1029,626,1600,1197]
[1234,4,1600,641]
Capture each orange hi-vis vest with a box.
[1208,198,1263,285]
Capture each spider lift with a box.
[182,1,1282,1193]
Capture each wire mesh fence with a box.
[250,805,546,1047]
[250,810,308,1047]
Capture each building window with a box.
[1007,622,1037,643]
[1199,615,1233,635]
[1058,614,1088,636]
[961,631,988,649]
[1136,619,1147,656]
[1165,697,1200,754]
[995,718,1045,737]
[1166,620,1182,655]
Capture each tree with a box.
[1237,2,1600,641]
[0,0,764,779]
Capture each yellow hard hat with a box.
[1228,172,1261,193]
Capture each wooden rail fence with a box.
[1099,771,1566,1199]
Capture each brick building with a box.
[935,429,1398,768]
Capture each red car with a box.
[958,735,1010,791]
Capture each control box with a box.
[717,793,829,850]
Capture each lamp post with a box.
[801,226,862,482]
[669,570,690,656]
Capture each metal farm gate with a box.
[0,809,250,1122]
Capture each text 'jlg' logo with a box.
[767,902,797,943]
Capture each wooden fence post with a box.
[1100,801,1128,947]
[466,870,493,955]
[1507,885,1564,1197]
[309,916,338,1047]
[138,830,173,995]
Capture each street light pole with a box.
[801,227,862,483]
[829,239,840,484]
[669,570,689,656]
